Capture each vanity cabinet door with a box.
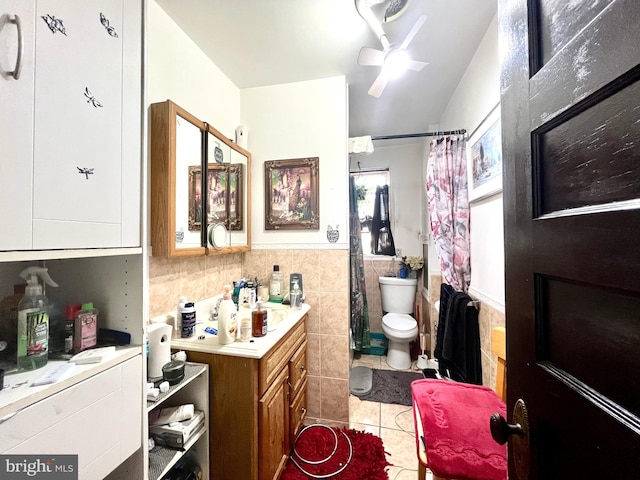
[258,365,290,480]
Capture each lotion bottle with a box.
[217,285,236,345]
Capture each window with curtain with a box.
[350,170,395,255]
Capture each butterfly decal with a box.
[100,12,118,38]
[41,14,67,35]
[77,167,94,180]
[84,87,103,108]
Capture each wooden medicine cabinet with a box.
[150,100,251,257]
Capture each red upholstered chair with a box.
[412,327,507,480]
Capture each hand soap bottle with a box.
[17,266,58,370]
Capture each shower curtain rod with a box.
[371,129,466,141]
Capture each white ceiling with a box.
[153,0,497,140]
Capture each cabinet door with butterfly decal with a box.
[0,1,142,251]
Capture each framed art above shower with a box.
[467,105,502,203]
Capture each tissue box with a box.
[149,410,205,449]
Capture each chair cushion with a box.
[411,379,507,480]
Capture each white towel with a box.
[349,136,374,154]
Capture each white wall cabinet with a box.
[0,0,142,251]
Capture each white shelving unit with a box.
[147,362,209,480]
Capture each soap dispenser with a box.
[17,266,59,370]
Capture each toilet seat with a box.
[382,313,417,333]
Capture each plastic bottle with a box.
[269,265,283,303]
[181,302,196,338]
[17,267,59,371]
[290,279,302,310]
[74,303,99,353]
[64,304,81,354]
[252,301,267,337]
[176,296,188,335]
[218,285,237,345]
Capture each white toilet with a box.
[379,276,419,369]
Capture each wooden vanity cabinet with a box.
[186,315,308,480]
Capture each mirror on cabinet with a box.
[150,100,251,257]
[204,125,250,251]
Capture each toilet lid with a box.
[383,313,416,330]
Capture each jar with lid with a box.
[252,301,267,337]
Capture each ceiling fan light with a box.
[383,49,410,78]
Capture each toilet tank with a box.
[379,276,417,314]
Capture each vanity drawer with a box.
[259,316,306,396]
[288,340,307,399]
[289,379,307,444]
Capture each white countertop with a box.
[170,303,310,359]
[0,346,141,420]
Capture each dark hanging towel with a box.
[434,286,482,385]
[434,283,455,361]
[371,185,396,256]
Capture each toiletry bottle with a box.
[176,296,188,335]
[64,303,81,354]
[269,265,283,303]
[252,301,267,337]
[73,303,98,353]
[181,302,196,338]
[217,285,237,345]
[17,267,59,370]
[0,283,26,356]
[290,279,302,310]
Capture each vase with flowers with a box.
[398,256,424,279]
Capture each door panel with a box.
[499,0,640,477]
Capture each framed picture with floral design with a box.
[467,105,502,202]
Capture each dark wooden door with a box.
[499,0,640,477]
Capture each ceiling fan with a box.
[355,0,428,97]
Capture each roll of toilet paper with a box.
[147,323,173,379]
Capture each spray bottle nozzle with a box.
[19,267,58,297]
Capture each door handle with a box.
[490,398,530,480]
[8,14,23,80]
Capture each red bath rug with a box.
[282,425,392,480]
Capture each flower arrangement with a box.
[399,256,424,278]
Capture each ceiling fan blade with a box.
[358,46,385,66]
[368,71,389,98]
[407,60,429,72]
[400,15,426,50]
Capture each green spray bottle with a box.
[17,267,58,370]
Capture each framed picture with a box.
[467,106,502,202]
[265,157,319,230]
[206,163,229,228]
[188,163,244,232]
[188,165,203,231]
[227,163,243,231]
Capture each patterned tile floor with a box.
[350,353,433,480]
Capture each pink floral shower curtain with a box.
[426,135,471,292]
